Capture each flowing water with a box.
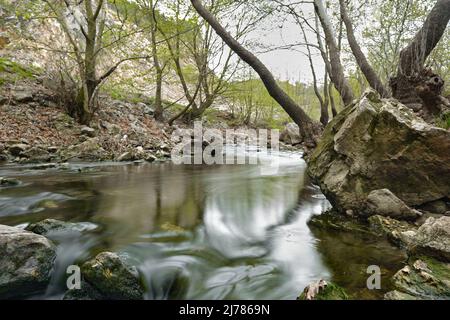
[0,147,406,299]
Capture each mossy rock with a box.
[390,257,450,299]
[308,211,372,235]
[63,280,105,300]
[81,252,144,300]
[298,280,348,300]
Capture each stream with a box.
[0,147,406,299]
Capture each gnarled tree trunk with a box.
[390,0,450,117]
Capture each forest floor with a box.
[0,76,298,164]
[0,77,177,164]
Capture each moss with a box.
[298,282,349,300]
[392,256,450,299]
[308,210,372,235]
[0,58,35,80]
[436,112,450,130]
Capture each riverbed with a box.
[0,147,405,299]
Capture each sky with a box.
[243,2,326,85]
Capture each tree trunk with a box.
[390,0,450,116]
[190,0,321,146]
[398,0,450,77]
[314,0,354,106]
[149,0,164,121]
[339,0,390,98]
[300,21,328,126]
[323,69,330,123]
[328,80,338,117]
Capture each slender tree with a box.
[339,0,390,98]
[190,0,322,145]
[313,0,354,106]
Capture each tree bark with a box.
[190,0,321,145]
[300,22,328,125]
[149,0,164,121]
[398,0,450,77]
[391,0,450,116]
[314,0,354,106]
[339,0,390,98]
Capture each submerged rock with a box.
[308,89,450,216]
[25,219,97,237]
[298,279,348,300]
[81,252,144,300]
[0,224,56,299]
[0,177,21,187]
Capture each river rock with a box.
[419,199,448,215]
[388,258,450,299]
[0,177,21,187]
[297,279,348,300]
[280,123,302,145]
[384,290,418,300]
[25,219,97,237]
[63,280,105,300]
[365,189,422,220]
[80,126,96,137]
[20,146,50,162]
[409,216,450,262]
[368,215,417,248]
[8,143,28,156]
[12,88,33,103]
[60,138,109,161]
[81,252,144,300]
[117,151,134,162]
[0,224,56,299]
[308,89,450,216]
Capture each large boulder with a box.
[80,252,144,300]
[0,225,56,299]
[409,216,450,262]
[308,89,450,216]
[280,123,302,145]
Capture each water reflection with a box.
[0,149,405,299]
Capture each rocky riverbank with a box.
[0,219,146,300]
[0,80,176,164]
[303,89,450,300]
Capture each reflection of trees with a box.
[90,164,206,239]
[309,226,406,299]
[202,166,305,257]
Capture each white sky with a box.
[244,3,327,85]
